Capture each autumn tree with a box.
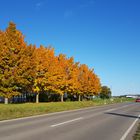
[76,64,88,101]
[49,54,68,102]
[64,58,80,95]
[54,54,80,102]
[86,69,101,96]
[76,64,101,101]
[33,46,57,103]
[0,22,36,104]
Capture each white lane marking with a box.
[105,108,116,112]
[75,104,132,119]
[105,104,132,112]
[50,117,83,127]
[120,114,140,140]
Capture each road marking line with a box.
[120,114,140,140]
[105,104,132,112]
[50,117,83,127]
[105,108,116,112]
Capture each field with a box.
[0,98,134,121]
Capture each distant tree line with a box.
[0,22,110,104]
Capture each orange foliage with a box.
[0,22,101,102]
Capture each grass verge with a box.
[0,98,134,121]
[133,123,140,140]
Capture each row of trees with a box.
[0,22,102,104]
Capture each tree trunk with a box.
[36,93,39,103]
[61,94,64,102]
[78,95,81,101]
[4,97,8,104]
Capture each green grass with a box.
[133,123,140,140]
[0,98,134,121]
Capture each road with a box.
[0,102,140,140]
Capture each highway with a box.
[0,102,140,140]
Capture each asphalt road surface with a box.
[0,102,140,140]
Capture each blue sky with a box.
[0,0,140,96]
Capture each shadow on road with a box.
[105,112,139,119]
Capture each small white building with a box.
[126,94,139,99]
